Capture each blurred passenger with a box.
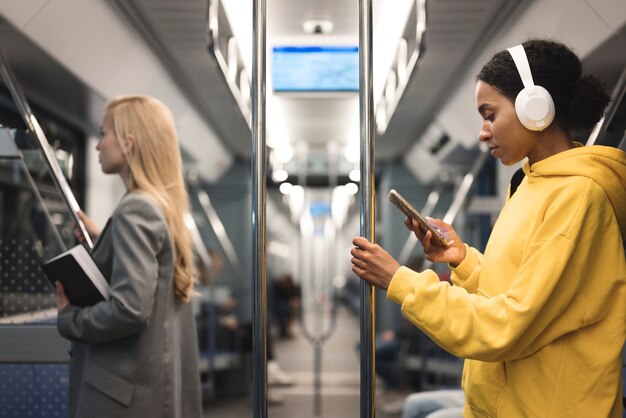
[376,317,424,415]
[55,95,202,418]
[377,256,431,415]
[198,250,295,390]
[234,313,295,387]
[270,273,300,338]
[351,39,626,417]
[401,390,464,418]
[196,248,225,286]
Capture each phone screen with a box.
[388,189,448,246]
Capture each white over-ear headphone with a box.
[507,45,555,131]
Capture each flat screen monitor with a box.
[272,46,359,92]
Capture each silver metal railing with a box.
[251,0,267,415]
[359,0,376,416]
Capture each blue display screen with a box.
[272,46,359,92]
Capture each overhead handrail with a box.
[0,48,92,249]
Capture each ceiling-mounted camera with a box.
[302,19,334,35]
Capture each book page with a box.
[71,246,110,300]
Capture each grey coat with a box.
[57,192,202,418]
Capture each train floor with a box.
[203,304,402,418]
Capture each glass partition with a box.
[0,48,84,329]
[0,128,76,323]
[0,47,91,249]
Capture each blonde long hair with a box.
[107,95,196,301]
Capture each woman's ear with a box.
[123,134,135,154]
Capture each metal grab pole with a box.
[251,0,267,415]
[359,0,376,416]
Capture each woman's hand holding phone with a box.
[405,217,466,267]
[387,189,467,267]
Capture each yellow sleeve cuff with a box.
[450,244,479,285]
[386,266,440,305]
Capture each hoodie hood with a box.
[523,145,626,236]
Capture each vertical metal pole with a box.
[314,343,323,417]
[251,0,267,415]
[359,0,376,416]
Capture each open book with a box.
[41,244,110,307]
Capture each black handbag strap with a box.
[509,168,525,198]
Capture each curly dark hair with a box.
[477,39,610,133]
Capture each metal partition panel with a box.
[0,326,69,362]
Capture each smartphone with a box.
[388,189,448,247]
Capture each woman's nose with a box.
[478,127,491,142]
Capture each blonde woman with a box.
[55,95,202,418]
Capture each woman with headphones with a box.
[351,39,626,417]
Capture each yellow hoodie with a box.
[387,145,626,417]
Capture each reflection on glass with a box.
[0,47,90,324]
[0,128,77,323]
